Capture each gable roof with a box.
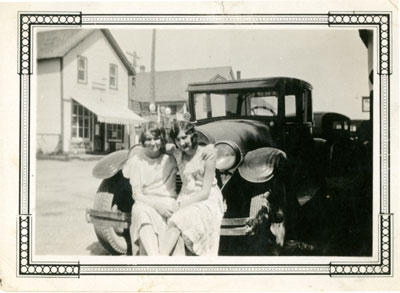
[37,29,135,75]
[134,66,234,103]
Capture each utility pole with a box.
[126,50,141,147]
[150,29,156,105]
[126,51,141,70]
[126,50,140,104]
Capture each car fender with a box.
[92,145,143,179]
[238,147,287,183]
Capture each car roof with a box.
[187,77,312,93]
[314,111,351,122]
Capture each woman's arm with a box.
[166,143,215,160]
[133,192,165,207]
[179,156,216,209]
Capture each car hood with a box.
[196,119,275,154]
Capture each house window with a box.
[362,96,370,112]
[107,124,124,142]
[129,100,141,112]
[168,105,178,114]
[109,64,118,89]
[72,102,92,139]
[140,102,150,112]
[160,104,178,114]
[77,56,87,83]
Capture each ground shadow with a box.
[86,242,111,255]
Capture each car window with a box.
[249,95,278,116]
[195,93,211,120]
[285,95,296,120]
[193,91,279,119]
[194,93,239,119]
[210,94,227,117]
[333,121,343,129]
[305,90,313,122]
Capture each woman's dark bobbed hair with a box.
[169,120,198,148]
[140,121,167,152]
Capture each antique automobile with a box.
[312,111,368,177]
[312,110,371,201]
[349,119,372,143]
[313,112,351,141]
[87,77,329,255]
[313,111,352,176]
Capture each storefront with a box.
[71,97,145,153]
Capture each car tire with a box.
[92,180,130,255]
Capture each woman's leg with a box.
[171,236,185,256]
[160,226,181,256]
[139,224,159,255]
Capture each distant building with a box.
[359,29,373,124]
[36,29,144,154]
[131,66,235,120]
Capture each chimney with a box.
[140,65,146,73]
[236,71,241,80]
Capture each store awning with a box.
[72,96,146,125]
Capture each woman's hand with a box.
[165,143,176,154]
[201,144,216,160]
[171,201,180,212]
[154,201,176,218]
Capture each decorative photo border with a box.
[18,12,393,276]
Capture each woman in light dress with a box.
[161,120,224,256]
[123,122,179,255]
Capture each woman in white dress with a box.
[161,121,224,256]
[123,122,178,255]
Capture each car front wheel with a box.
[92,173,133,255]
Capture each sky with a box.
[112,28,370,119]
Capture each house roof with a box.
[37,29,135,75]
[133,66,234,102]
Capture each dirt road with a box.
[34,157,372,257]
[35,159,109,255]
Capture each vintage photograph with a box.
[34,27,373,257]
[0,1,397,291]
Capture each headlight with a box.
[215,141,241,171]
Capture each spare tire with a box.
[92,172,134,255]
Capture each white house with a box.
[36,29,144,154]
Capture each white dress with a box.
[122,149,178,255]
[168,146,224,256]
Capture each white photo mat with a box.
[0,1,398,292]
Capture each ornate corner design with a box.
[330,214,392,275]
[19,216,80,276]
[19,13,82,75]
[328,13,391,75]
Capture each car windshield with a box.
[194,90,280,119]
